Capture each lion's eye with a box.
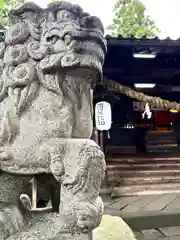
[46,35,58,45]
[63,12,71,20]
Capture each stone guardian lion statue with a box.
[0,1,107,240]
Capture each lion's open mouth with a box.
[39,22,106,79]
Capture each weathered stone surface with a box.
[0,1,106,239]
[6,212,93,239]
[93,215,137,240]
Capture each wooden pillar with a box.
[99,130,110,194]
[99,131,104,150]
[91,127,99,144]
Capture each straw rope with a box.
[105,79,180,111]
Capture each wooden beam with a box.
[103,67,180,78]
[103,68,180,84]
[102,76,170,85]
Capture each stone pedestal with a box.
[53,233,92,240]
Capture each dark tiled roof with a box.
[105,35,180,48]
[105,35,180,41]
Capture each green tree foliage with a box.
[0,0,24,31]
[108,0,160,38]
[0,0,57,34]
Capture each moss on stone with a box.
[93,215,137,240]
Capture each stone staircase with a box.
[106,153,180,197]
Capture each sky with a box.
[26,0,180,39]
[142,0,180,39]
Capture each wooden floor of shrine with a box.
[102,193,180,239]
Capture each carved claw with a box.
[19,194,32,212]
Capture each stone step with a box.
[111,183,180,197]
[146,146,180,153]
[104,207,180,231]
[108,176,180,186]
[134,228,180,240]
[107,162,180,169]
[106,157,180,164]
[107,169,180,176]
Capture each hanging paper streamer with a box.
[142,103,152,119]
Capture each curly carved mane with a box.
[0,1,106,148]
